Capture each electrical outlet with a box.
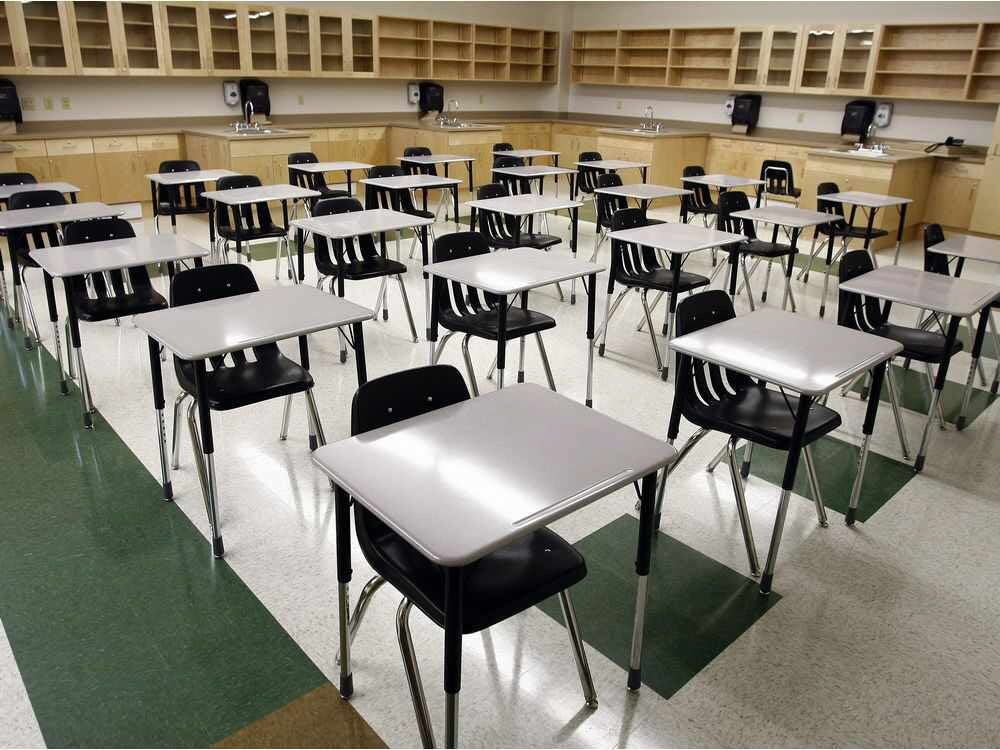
[61,96,71,110]
[796,111,805,124]
[297,94,304,106]
[21,96,34,111]
[616,100,622,110]
[479,94,484,105]
[43,96,53,111]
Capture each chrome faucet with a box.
[245,100,254,126]
[640,105,661,132]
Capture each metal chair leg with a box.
[640,290,664,372]
[923,363,947,428]
[279,394,293,441]
[535,333,556,391]
[802,446,828,527]
[303,388,327,447]
[968,316,987,386]
[65,318,76,379]
[461,333,480,397]
[596,289,628,356]
[518,334,526,383]
[797,233,819,281]
[739,258,756,311]
[725,437,761,576]
[780,257,796,312]
[989,312,1000,394]
[337,326,348,364]
[885,365,911,460]
[557,590,599,709]
[432,331,456,365]
[395,275,418,343]
[336,575,386,665]
[706,441,728,473]
[171,391,190,469]
[396,599,436,749]
[636,291,664,333]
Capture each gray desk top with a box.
[291,208,434,238]
[0,201,122,231]
[839,265,1000,318]
[495,149,559,158]
[608,222,746,255]
[200,183,319,205]
[491,165,576,177]
[594,183,692,200]
[360,174,461,190]
[136,286,373,360]
[425,247,604,294]
[929,234,1000,265]
[732,205,833,229]
[683,174,765,189]
[0,182,79,200]
[466,194,583,216]
[31,234,208,277]
[312,383,676,566]
[670,308,903,396]
[287,161,372,174]
[820,191,912,208]
[146,169,239,185]
[574,159,649,171]
[398,154,474,164]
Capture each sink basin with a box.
[825,146,888,158]
[225,126,293,136]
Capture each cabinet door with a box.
[94,136,145,203]
[118,1,166,75]
[730,28,765,89]
[12,141,52,181]
[68,1,122,75]
[230,154,274,184]
[160,3,207,74]
[205,4,242,74]
[138,135,182,208]
[760,27,801,92]
[356,127,386,165]
[830,26,877,95]
[970,156,1000,235]
[46,139,101,202]
[0,3,26,73]
[281,8,311,75]
[14,0,75,74]
[796,25,838,93]
[246,5,278,74]
[327,128,358,161]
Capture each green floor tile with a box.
[737,433,914,523]
[849,363,998,428]
[0,322,326,747]
[537,515,779,700]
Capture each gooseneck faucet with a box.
[245,100,254,126]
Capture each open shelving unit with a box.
[668,27,734,88]
[509,27,543,82]
[351,17,373,74]
[283,10,311,74]
[542,31,559,83]
[432,21,473,80]
[376,16,431,79]
[874,23,978,100]
[163,4,202,72]
[969,23,1000,101]
[572,29,618,84]
[616,28,668,86]
[473,24,508,81]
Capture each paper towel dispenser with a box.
[730,94,761,135]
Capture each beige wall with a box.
[569,1,1000,145]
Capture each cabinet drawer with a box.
[305,129,329,143]
[328,128,357,142]
[447,131,496,146]
[45,138,95,156]
[93,136,139,154]
[11,140,46,158]
[137,134,180,152]
[934,160,983,180]
[357,127,385,141]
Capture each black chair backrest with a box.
[816,181,847,222]
[673,290,755,416]
[7,189,64,256]
[717,191,758,241]
[595,172,627,230]
[312,196,379,268]
[836,249,885,332]
[170,263,277,373]
[492,142,514,167]
[63,218,155,305]
[288,151,330,192]
[402,146,437,177]
[349,363,471,558]
[923,223,950,276]
[576,151,604,195]
[492,155,527,195]
[364,165,404,210]
[475,183,519,243]
[609,207,661,283]
[157,159,206,213]
[432,231,497,317]
[758,159,796,199]
[681,165,714,213]
[0,172,37,187]
[215,174,275,235]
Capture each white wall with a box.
[569,1,1000,145]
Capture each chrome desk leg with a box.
[336,575,386,665]
[802,446,828,528]
[461,334,480,397]
[885,365,911,460]
[535,333,556,391]
[597,289,628,355]
[397,598,436,749]
[726,436,761,576]
[627,474,656,690]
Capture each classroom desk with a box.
[593,183,692,219]
[669,308,901,593]
[606,222,746,379]
[494,148,560,166]
[820,190,912,266]
[31,234,208,428]
[312,383,677,745]
[136,285,373,557]
[200,183,319,260]
[490,164,577,199]
[291,207,434,357]
[572,158,650,189]
[730,204,833,314]
[398,154,475,193]
[360,173,463,232]
[286,161,372,197]
[146,170,240,233]
[466,193,584,301]
[839,266,1000,461]
[0,181,79,206]
[929,233,1000,270]
[425,247,604,406]
[0,201,123,348]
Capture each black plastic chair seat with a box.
[317,255,407,281]
[156,199,207,215]
[75,289,166,322]
[686,384,842,451]
[406,207,435,220]
[764,187,802,199]
[740,239,794,258]
[176,355,313,411]
[875,324,962,363]
[218,224,287,242]
[520,232,560,250]
[816,222,889,240]
[686,202,717,215]
[365,524,586,633]
[316,186,351,200]
[619,268,709,294]
[14,246,40,267]
[439,305,556,340]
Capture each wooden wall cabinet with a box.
[729,26,802,92]
[10,0,76,74]
[0,2,24,73]
[205,4,243,75]
[160,3,207,75]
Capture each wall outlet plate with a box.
[406,83,420,105]
[223,80,240,107]
[724,94,736,117]
[874,101,893,128]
